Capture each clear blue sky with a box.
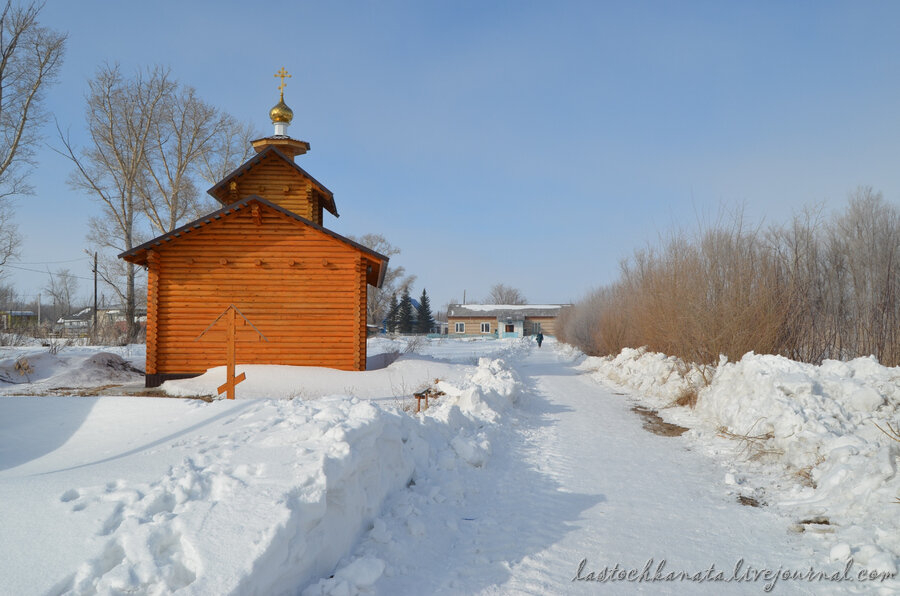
[10,0,900,308]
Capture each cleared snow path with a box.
[331,343,885,595]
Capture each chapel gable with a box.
[206,148,337,225]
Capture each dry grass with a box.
[795,454,826,489]
[673,386,699,408]
[716,423,784,460]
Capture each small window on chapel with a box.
[455,322,465,333]
[481,322,491,333]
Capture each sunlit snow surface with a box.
[1,337,898,595]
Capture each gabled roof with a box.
[207,145,339,217]
[119,195,387,287]
[447,304,569,319]
[58,307,93,322]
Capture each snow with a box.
[2,337,899,594]
[0,344,145,392]
[1,394,415,595]
[576,346,900,584]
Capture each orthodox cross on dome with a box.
[270,67,294,135]
[275,67,291,99]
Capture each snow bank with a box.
[579,346,900,575]
[1,341,526,596]
[303,356,523,595]
[1,396,414,596]
[575,346,710,404]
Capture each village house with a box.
[446,304,568,338]
[120,70,388,386]
[0,310,36,330]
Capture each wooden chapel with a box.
[121,70,388,387]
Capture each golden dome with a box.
[269,98,293,124]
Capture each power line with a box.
[8,256,91,265]
[2,263,94,281]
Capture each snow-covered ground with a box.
[1,337,898,594]
[573,346,900,592]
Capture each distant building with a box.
[98,306,147,326]
[446,304,569,338]
[56,308,93,336]
[0,310,36,330]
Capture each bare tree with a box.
[828,187,900,363]
[0,200,20,268]
[139,87,259,232]
[60,64,266,341]
[0,1,65,268]
[195,114,257,187]
[44,267,77,320]
[347,233,416,325]
[139,85,214,233]
[59,64,173,341]
[487,283,527,305]
[0,1,65,193]
[0,280,16,309]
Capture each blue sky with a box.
[10,1,900,308]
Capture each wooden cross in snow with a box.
[195,305,267,400]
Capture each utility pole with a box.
[93,252,98,336]
[37,293,40,326]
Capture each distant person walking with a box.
[536,332,544,348]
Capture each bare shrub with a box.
[717,423,784,460]
[403,335,425,354]
[558,191,900,368]
[46,336,73,355]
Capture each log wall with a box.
[232,154,324,224]
[148,204,369,378]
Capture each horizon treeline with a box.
[557,187,900,367]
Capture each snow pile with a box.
[1,396,415,595]
[0,345,145,393]
[697,354,899,471]
[696,354,900,575]
[576,346,710,404]
[581,346,900,575]
[303,356,523,595]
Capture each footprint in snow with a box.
[60,488,79,502]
